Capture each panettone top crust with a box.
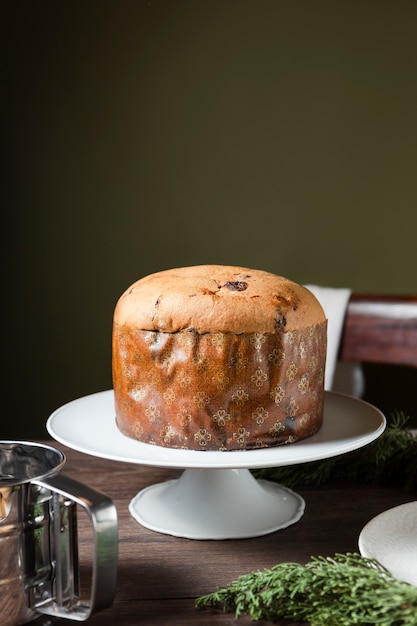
[113,265,326,334]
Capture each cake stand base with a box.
[128,468,305,540]
[47,390,386,540]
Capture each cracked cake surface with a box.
[114,264,325,334]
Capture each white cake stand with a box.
[47,390,385,540]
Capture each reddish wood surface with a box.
[340,294,417,367]
[32,442,417,626]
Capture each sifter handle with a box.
[31,473,118,621]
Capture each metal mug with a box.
[0,440,118,625]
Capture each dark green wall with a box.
[4,1,417,439]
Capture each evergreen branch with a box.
[196,553,417,625]
[252,411,417,490]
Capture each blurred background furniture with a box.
[340,294,417,426]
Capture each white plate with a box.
[47,390,385,470]
[359,502,417,586]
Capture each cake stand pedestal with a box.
[129,468,305,539]
[47,390,386,540]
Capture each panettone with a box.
[112,265,327,450]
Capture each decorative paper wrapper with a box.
[113,322,327,451]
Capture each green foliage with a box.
[196,553,417,625]
[252,411,417,490]
[197,413,417,623]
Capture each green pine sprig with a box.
[196,552,417,625]
[252,411,417,490]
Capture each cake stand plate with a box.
[47,391,385,539]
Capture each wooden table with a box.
[35,441,416,626]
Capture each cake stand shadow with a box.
[47,390,386,540]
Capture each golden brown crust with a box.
[113,265,326,334]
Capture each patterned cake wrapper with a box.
[113,322,327,451]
